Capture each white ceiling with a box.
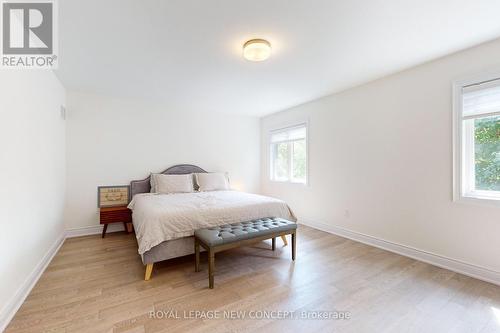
[56,0,500,116]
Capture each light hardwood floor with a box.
[6,225,500,333]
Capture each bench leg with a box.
[195,239,200,272]
[208,249,215,289]
[145,263,153,281]
[291,231,296,261]
[272,237,276,251]
[281,235,288,246]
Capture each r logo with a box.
[2,2,53,54]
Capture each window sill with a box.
[269,180,309,187]
[455,193,500,207]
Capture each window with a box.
[454,77,500,202]
[269,124,307,184]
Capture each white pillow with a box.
[150,174,194,194]
[195,172,229,191]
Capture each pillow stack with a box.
[150,172,230,193]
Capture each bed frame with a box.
[130,164,288,281]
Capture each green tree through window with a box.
[474,115,500,191]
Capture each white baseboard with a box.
[0,232,65,332]
[300,219,500,286]
[65,223,125,238]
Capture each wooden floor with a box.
[6,225,500,333]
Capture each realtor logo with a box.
[1,0,58,68]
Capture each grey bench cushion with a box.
[195,217,297,247]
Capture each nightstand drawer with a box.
[100,206,132,224]
[100,212,131,223]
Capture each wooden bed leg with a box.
[281,235,288,246]
[272,237,276,251]
[145,263,153,281]
[208,249,215,289]
[195,239,200,272]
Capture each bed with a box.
[128,164,296,280]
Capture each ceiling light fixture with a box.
[243,39,271,62]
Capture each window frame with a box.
[452,71,500,206]
[268,122,309,185]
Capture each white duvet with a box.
[128,190,296,254]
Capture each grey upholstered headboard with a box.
[130,164,207,197]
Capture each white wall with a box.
[261,38,500,273]
[65,92,261,230]
[0,71,66,326]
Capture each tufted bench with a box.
[194,217,297,288]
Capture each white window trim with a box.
[268,121,309,186]
[452,70,500,206]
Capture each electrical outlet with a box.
[344,209,350,218]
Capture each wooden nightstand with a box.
[100,206,133,238]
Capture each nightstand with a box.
[100,205,132,238]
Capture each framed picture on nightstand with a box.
[97,185,130,208]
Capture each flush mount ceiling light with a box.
[243,39,271,62]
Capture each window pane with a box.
[273,142,289,181]
[292,139,306,182]
[474,115,500,191]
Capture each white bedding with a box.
[128,190,296,255]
